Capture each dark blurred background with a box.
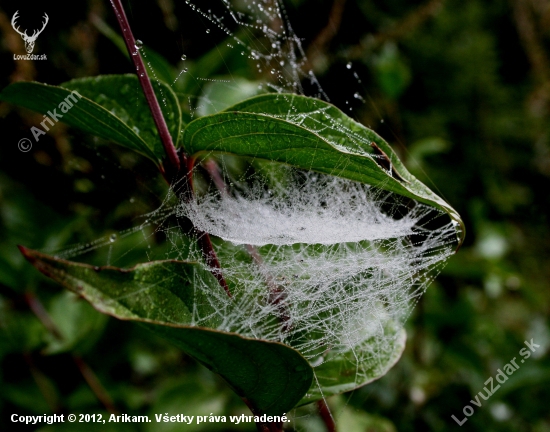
[1,0,549,431]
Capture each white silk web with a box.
[163,0,459,416]
[171,161,456,402]
[50,0,459,426]
[176,0,330,114]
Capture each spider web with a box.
[50,0,459,427]
[177,159,456,334]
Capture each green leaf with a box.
[62,75,181,157]
[44,291,108,355]
[19,247,313,416]
[299,325,406,405]
[0,81,154,162]
[183,93,464,244]
[211,241,407,406]
[145,376,228,432]
[0,297,49,354]
[0,75,181,164]
[373,42,412,99]
[196,77,262,117]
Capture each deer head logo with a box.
[11,11,49,54]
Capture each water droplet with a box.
[205,29,210,34]
[181,54,187,61]
[109,234,117,243]
[135,39,143,49]
[129,197,135,203]
[183,67,188,72]
[346,62,352,69]
[353,92,365,102]
[380,119,385,123]
[140,73,145,77]
[271,69,276,74]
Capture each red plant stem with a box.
[24,353,60,413]
[74,355,119,415]
[109,1,231,297]
[109,0,180,173]
[317,400,336,432]
[24,291,63,340]
[22,292,118,414]
[244,399,284,432]
[197,231,231,297]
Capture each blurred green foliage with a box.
[1,0,549,431]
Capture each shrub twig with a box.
[109,0,231,297]
[110,0,180,174]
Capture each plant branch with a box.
[202,160,295,430]
[109,0,180,174]
[305,0,347,71]
[24,291,63,340]
[373,0,443,46]
[346,0,444,60]
[24,353,61,413]
[512,0,550,84]
[201,159,291,306]
[22,292,119,414]
[73,355,119,415]
[244,399,284,432]
[317,399,337,432]
[109,0,231,297]
[196,231,232,297]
